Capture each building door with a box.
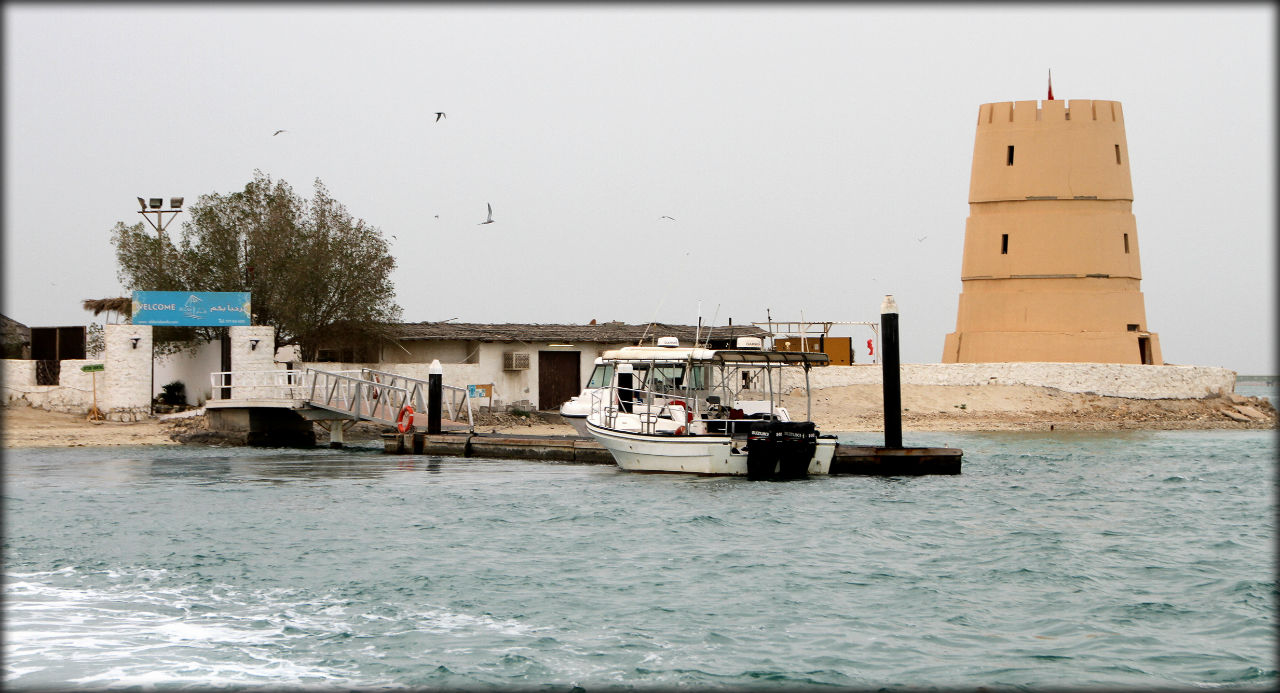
[1138,336,1152,365]
[538,350,581,411]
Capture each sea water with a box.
[4,430,1275,690]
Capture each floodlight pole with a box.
[137,198,183,287]
[136,197,183,414]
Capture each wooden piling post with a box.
[881,294,902,449]
[427,359,443,435]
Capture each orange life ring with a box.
[396,405,415,433]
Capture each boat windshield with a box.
[647,364,708,392]
[586,364,615,389]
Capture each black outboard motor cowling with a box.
[746,421,818,480]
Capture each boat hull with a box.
[585,419,834,476]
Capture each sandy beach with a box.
[3,383,1272,449]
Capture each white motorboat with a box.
[583,337,836,479]
[559,358,612,436]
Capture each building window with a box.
[1007,145,1015,166]
[1123,233,1130,253]
[1115,144,1121,165]
[317,348,355,362]
[1127,324,1140,332]
[1001,233,1009,254]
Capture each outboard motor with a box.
[746,420,817,480]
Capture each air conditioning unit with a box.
[736,336,763,350]
[503,352,530,371]
[656,336,680,347]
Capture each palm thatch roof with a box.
[82,297,133,318]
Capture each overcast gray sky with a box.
[4,3,1274,373]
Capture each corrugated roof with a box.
[389,321,768,344]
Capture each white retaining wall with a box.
[102,324,154,421]
[2,358,102,413]
[780,362,1236,400]
[230,325,278,373]
[3,325,288,418]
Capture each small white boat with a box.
[559,358,612,437]
[583,337,836,479]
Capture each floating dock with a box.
[382,431,961,476]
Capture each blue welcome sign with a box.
[131,291,251,326]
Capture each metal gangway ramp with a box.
[207,367,475,444]
[304,367,474,431]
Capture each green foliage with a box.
[86,323,104,357]
[158,381,187,406]
[110,170,402,359]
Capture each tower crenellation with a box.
[977,99,1123,125]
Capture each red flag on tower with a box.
[867,338,874,356]
[1047,69,1054,101]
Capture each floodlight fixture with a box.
[249,339,260,351]
[170,197,183,209]
[137,197,147,211]
[149,198,163,209]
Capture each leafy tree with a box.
[110,170,401,360]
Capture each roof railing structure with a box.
[752,320,881,354]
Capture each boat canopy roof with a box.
[599,346,829,367]
[709,350,829,366]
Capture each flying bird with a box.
[479,203,495,225]
[659,215,675,221]
[272,129,288,136]
[435,112,446,122]
[916,235,928,242]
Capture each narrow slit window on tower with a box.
[1007,145,1015,166]
[1001,233,1009,255]
[1123,233,1130,253]
[1115,144,1121,165]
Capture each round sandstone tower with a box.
[942,98,1162,365]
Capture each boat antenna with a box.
[800,309,807,352]
[637,288,669,345]
[694,300,702,347]
[702,303,720,348]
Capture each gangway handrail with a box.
[209,369,310,401]
[302,367,474,432]
[358,367,474,430]
[304,368,412,427]
[208,367,475,432]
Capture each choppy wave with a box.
[4,432,1276,689]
